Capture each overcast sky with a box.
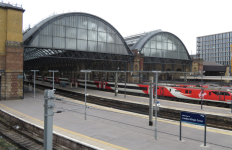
[17,0,232,55]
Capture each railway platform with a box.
[0,86,232,150]
[25,80,232,118]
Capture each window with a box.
[212,91,219,95]
[189,90,192,94]
[169,89,171,92]
[225,92,230,96]
[185,90,188,93]
[220,92,225,95]
[209,92,211,95]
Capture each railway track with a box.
[26,82,232,131]
[0,119,43,150]
[29,81,231,108]
[0,113,70,150]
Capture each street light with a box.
[151,71,161,140]
[49,70,59,90]
[80,70,91,120]
[199,71,205,109]
[115,67,119,96]
[219,72,224,86]
[31,70,39,101]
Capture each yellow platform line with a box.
[56,95,232,136]
[0,103,129,150]
[27,84,232,134]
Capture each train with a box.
[26,75,232,107]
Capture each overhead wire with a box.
[24,84,232,149]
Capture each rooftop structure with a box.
[0,1,23,10]
[124,29,191,61]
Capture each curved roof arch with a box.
[23,12,133,55]
[130,30,191,60]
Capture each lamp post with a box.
[152,71,161,140]
[219,72,224,86]
[80,70,91,120]
[49,70,59,90]
[115,67,119,96]
[31,70,39,101]
[199,71,205,109]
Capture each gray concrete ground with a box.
[0,86,232,150]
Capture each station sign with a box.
[181,112,205,126]
[180,111,207,146]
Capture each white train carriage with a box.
[58,77,70,84]
[103,81,150,94]
[78,79,101,89]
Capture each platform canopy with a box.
[23,12,134,65]
[125,30,191,65]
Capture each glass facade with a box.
[197,32,232,65]
[30,15,128,55]
[141,33,189,59]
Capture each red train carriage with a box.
[157,86,232,106]
[29,76,232,107]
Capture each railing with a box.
[0,0,22,8]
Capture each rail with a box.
[24,81,232,131]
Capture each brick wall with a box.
[5,41,23,71]
[0,8,7,54]
[0,55,5,70]
[6,9,23,42]
[0,6,24,100]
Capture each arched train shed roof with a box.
[23,12,133,55]
[127,30,191,60]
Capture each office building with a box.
[196,32,232,66]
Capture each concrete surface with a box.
[0,86,232,150]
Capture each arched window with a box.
[27,14,130,55]
[176,68,182,71]
[141,33,189,60]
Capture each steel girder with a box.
[24,47,134,66]
[143,57,192,65]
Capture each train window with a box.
[212,91,219,96]
[220,92,225,95]
[189,90,192,94]
[169,89,171,92]
[118,85,147,90]
[209,92,211,95]
[225,92,230,96]
[185,90,188,93]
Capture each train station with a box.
[0,1,232,150]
